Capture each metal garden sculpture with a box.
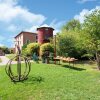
[5,41,31,82]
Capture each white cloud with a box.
[0,0,46,24]
[49,19,65,30]
[26,19,65,35]
[74,9,89,23]
[25,25,39,32]
[77,0,97,3]
[74,6,100,23]
[0,0,46,47]
[26,24,51,33]
[0,0,17,5]
[49,19,65,35]
[42,20,65,35]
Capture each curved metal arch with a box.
[5,55,31,82]
[5,41,31,82]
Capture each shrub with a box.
[40,43,54,56]
[26,43,40,56]
[22,43,28,50]
[22,43,29,56]
[0,46,10,54]
[22,48,29,56]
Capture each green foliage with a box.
[0,46,10,54]
[22,43,28,50]
[57,33,75,57]
[57,28,86,58]
[26,43,40,56]
[81,53,95,60]
[57,19,83,58]
[62,19,81,31]
[9,49,14,54]
[40,43,54,55]
[81,9,100,68]
[57,9,100,62]
[22,42,30,56]
[82,9,100,52]
[22,44,28,56]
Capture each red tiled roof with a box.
[14,31,37,38]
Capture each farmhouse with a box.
[14,26,54,53]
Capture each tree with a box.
[57,19,86,59]
[82,9,100,69]
[57,33,75,57]
[0,46,10,54]
[62,19,81,31]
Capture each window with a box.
[36,35,38,39]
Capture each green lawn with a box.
[0,58,2,63]
[0,61,100,100]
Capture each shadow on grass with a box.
[75,60,96,65]
[62,65,86,71]
[22,76,44,84]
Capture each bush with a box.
[40,43,54,56]
[0,46,10,54]
[22,48,30,56]
[22,43,28,50]
[22,43,29,56]
[26,43,40,56]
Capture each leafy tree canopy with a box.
[62,19,81,31]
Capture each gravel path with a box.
[0,56,10,65]
[0,56,33,66]
[0,56,17,66]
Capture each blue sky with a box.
[0,0,100,47]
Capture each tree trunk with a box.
[96,51,100,70]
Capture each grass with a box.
[0,58,2,63]
[0,61,100,100]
